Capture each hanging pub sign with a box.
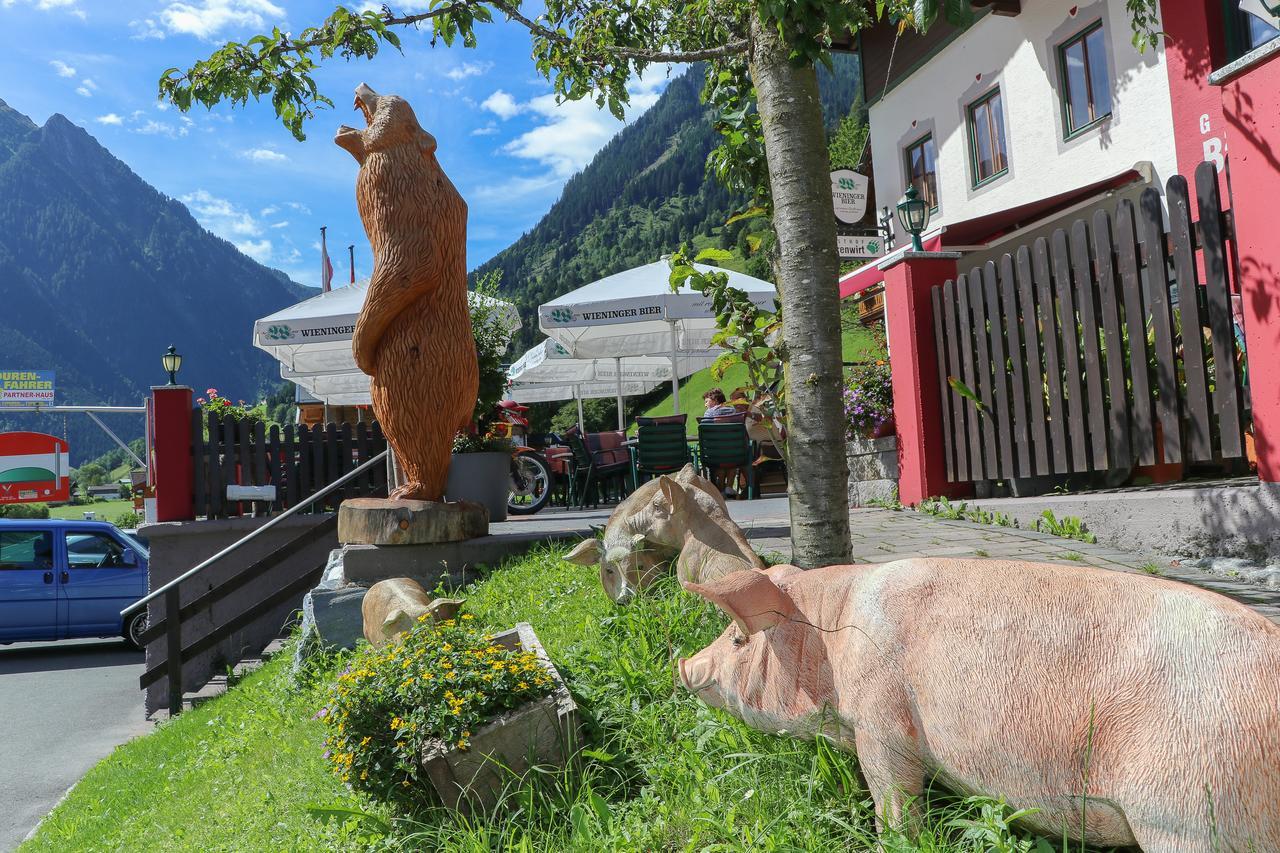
[837,234,884,260]
[830,169,870,224]
[0,370,55,406]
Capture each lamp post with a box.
[162,345,182,385]
[896,185,931,252]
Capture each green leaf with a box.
[726,206,767,225]
[695,247,734,263]
[304,805,390,835]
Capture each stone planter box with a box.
[419,622,579,813]
[846,434,899,506]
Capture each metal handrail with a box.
[122,448,389,616]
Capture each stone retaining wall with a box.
[846,435,899,506]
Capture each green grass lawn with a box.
[47,499,136,522]
[25,547,1068,852]
[638,321,885,432]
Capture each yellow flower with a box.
[518,681,529,689]
[417,614,429,622]
[461,614,474,620]
[390,716,401,730]
[402,780,411,788]
[360,736,371,747]
[462,730,471,737]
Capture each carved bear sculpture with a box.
[565,464,765,602]
[336,83,478,501]
[679,559,1280,851]
[361,577,464,647]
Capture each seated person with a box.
[700,388,738,420]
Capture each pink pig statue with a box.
[678,559,1280,851]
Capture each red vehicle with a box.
[494,400,554,515]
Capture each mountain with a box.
[471,57,862,352]
[0,99,306,463]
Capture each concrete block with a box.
[341,530,573,589]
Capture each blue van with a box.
[0,519,149,648]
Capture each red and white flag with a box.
[320,226,334,292]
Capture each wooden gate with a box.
[191,411,389,518]
[931,161,1249,484]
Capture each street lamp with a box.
[162,345,182,385]
[896,185,930,252]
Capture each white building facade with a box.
[857,0,1181,271]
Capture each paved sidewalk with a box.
[733,504,1280,625]
[509,499,1280,624]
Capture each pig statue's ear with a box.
[683,570,799,635]
[564,538,603,566]
[675,463,698,484]
[652,475,686,517]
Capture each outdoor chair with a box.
[697,420,755,499]
[634,414,692,483]
[565,432,630,509]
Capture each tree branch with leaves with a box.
[159,0,1161,566]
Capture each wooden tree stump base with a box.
[338,497,488,545]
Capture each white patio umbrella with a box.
[254,280,521,405]
[538,259,775,413]
[507,338,716,429]
[507,378,658,432]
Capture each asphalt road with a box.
[0,638,151,851]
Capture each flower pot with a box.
[446,451,510,522]
[418,622,580,814]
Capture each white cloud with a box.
[471,174,560,202]
[75,86,91,98]
[129,18,166,39]
[235,239,273,262]
[445,61,492,81]
[501,71,666,179]
[241,147,288,164]
[259,205,279,217]
[74,77,97,97]
[49,59,76,78]
[181,189,263,241]
[481,90,521,120]
[269,220,290,229]
[157,0,286,41]
[134,119,189,138]
[95,113,123,125]
[471,123,498,137]
[6,0,85,18]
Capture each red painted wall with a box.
[151,386,194,521]
[1159,0,1232,210]
[1218,53,1280,480]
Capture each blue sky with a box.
[0,0,671,288]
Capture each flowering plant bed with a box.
[319,616,577,813]
[843,360,894,439]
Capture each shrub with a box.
[197,387,267,422]
[843,359,893,440]
[318,615,554,812]
[114,510,142,528]
[0,502,50,519]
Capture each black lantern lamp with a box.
[896,185,930,252]
[162,345,182,385]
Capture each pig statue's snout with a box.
[678,655,716,694]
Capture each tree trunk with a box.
[748,16,851,568]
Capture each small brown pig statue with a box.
[565,464,764,603]
[678,559,1280,851]
[361,577,464,647]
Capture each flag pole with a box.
[348,245,356,284]
[320,226,330,293]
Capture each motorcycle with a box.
[493,400,554,516]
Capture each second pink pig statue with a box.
[679,558,1280,851]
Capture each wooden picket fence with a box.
[191,411,388,518]
[931,161,1250,484]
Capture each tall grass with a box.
[25,546,1098,852]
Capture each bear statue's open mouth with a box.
[354,83,378,126]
